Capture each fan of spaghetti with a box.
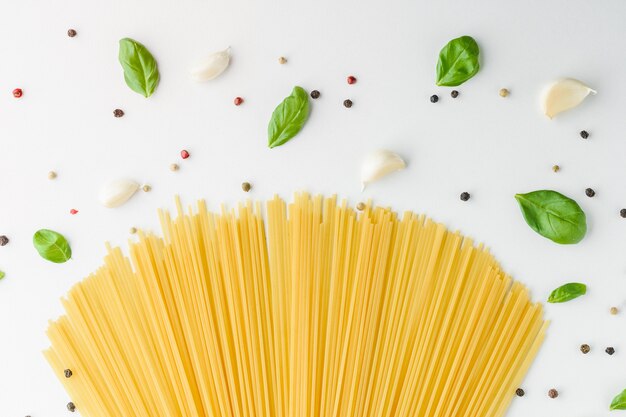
[45,193,547,417]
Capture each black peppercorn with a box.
[113,109,124,118]
[460,192,470,201]
[0,235,8,246]
[310,90,320,99]
[67,402,76,412]
[606,347,615,355]
[515,388,525,397]
[580,130,589,139]
[64,369,73,378]
[451,90,459,98]
[430,94,439,103]
[585,188,595,197]
[343,99,353,108]
[580,344,590,354]
[620,209,626,218]
[67,29,77,38]
[548,388,558,398]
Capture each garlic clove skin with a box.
[99,179,140,208]
[361,150,407,190]
[189,47,231,82]
[542,78,596,119]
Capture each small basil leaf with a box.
[515,190,587,244]
[547,282,586,303]
[268,86,310,148]
[611,389,626,410]
[33,229,72,263]
[436,35,480,87]
[118,38,160,98]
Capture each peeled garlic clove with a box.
[189,47,231,82]
[99,179,140,208]
[361,150,407,190]
[542,78,596,119]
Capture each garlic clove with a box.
[99,179,140,208]
[189,47,231,82]
[542,78,596,119]
[361,150,407,190]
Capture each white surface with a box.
[1,0,626,415]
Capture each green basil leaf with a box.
[611,389,626,410]
[118,38,160,98]
[514,190,587,244]
[436,35,480,87]
[0,270,4,280]
[547,282,586,303]
[33,229,72,263]
[268,86,310,148]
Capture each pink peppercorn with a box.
[347,76,357,85]
[12,88,23,98]
[234,97,244,106]
[181,149,190,159]
[70,209,78,215]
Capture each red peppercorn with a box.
[70,209,78,215]
[180,149,190,159]
[234,97,244,106]
[347,75,357,85]
[12,88,23,98]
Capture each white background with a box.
[1,0,625,415]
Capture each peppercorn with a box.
[451,90,459,98]
[580,344,590,354]
[499,88,509,97]
[64,369,72,378]
[356,202,365,211]
[67,402,76,412]
[142,185,151,192]
[515,388,525,397]
[552,165,560,173]
[278,56,287,64]
[580,130,589,139]
[620,209,626,218]
[460,192,470,201]
[611,306,619,315]
[169,163,179,172]
[347,75,357,85]
[0,236,9,246]
[234,97,244,106]
[13,88,23,98]
[343,99,353,108]
[180,149,190,159]
[129,227,137,234]
[310,90,320,99]
[113,109,124,118]
[548,389,558,398]
[606,347,615,355]
[585,188,595,197]
[241,182,251,192]
[430,95,439,103]
[67,29,77,37]
[69,209,78,215]
[48,171,57,180]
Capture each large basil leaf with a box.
[118,38,160,97]
[268,86,310,148]
[547,282,586,303]
[436,35,480,87]
[611,389,626,410]
[515,190,586,244]
[33,229,72,263]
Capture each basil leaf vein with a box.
[515,190,587,244]
[547,282,586,303]
[436,35,480,87]
[268,86,310,148]
[33,229,72,263]
[118,38,160,98]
